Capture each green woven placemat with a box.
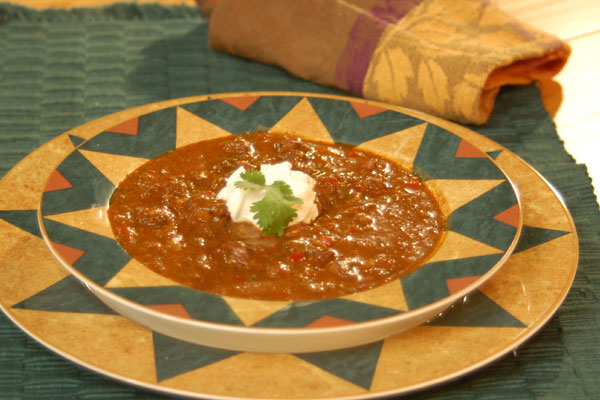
[1,3,599,399]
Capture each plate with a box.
[36,93,521,353]
[0,92,577,399]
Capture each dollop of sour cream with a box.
[217,162,318,229]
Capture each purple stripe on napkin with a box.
[334,0,424,96]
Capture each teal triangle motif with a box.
[42,218,131,286]
[68,134,86,147]
[40,150,115,216]
[181,96,302,134]
[448,180,519,250]
[401,254,503,310]
[108,286,244,326]
[12,276,115,315]
[153,332,239,382]
[515,225,570,253]
[487,149,503,159]
[79,107,177,159]
[307,97,423,145]
[426,290,526,328]
[413,124,506,180]
[296,340,383,390]
[0,209,41,237]
[253,298,401,328]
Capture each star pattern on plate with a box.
[33,96,523,327]
[40,97,512,323]
[2,95,552,391]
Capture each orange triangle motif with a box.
[44,170,73,192]
[221,96,261,111]
[493,204,520,227]
[147,304,192,319]
[455,139,487,158]
[350,102,388,118]
[305,315,355,328]
[51,241,86,265]
[446,276,482,295]
[106,118,139,135]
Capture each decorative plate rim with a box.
[0,91,578,399]
[36,92,523,334]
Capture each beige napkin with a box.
[200,0,570,124]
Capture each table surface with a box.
[5,0,600,204]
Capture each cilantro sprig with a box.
[234,169,302,236]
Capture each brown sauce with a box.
[108,132,445,301]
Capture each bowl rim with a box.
[36,91,523,337]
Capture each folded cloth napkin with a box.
[199,0,570,124]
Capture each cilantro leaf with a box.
[234,170,302,236]
[239,169,265,186]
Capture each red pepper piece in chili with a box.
[289,250,304,262]
[405,181,422,190]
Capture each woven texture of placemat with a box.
[0,3,599,399]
